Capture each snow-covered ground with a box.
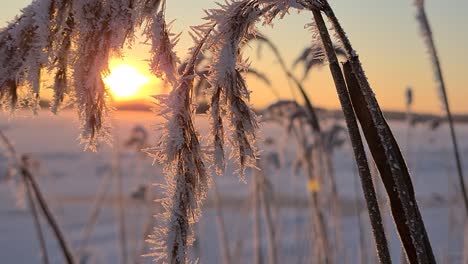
[0,110,466,263]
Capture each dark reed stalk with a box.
[404,87,414,155]
[343,61,434,264]
[22,157,50,264]
[309,6,392,264]
[313,1,436,262]
[23,166,76,264]
[0,130,75,264]
[413,0,468,215]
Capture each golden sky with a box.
[1,0,467,114]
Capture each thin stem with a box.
[134,163,157,263]
[256,165,278,264]
[415,2,468,214]
[324,150,344,260]
[113,135,128,264]
[212,182,232,264]
[294,120,330,262]
[23,167,76,264]
[77,170,113,259]
[22,164,50,264]
[463,219,468,264]
[311,8,392,264]
[290,117,329,263]
[252,171,262,264]
[0,132,60,263]
[353,168,367,264]
[289,62,341,264]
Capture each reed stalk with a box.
[463,219,468,264]
[309,6,392,264]
[112,136,128,264]
[353,169,367,264]
[212,182,232,264]
[413,0,468,214]
[0,130,75,264]
[288,118,330,263]
[76,170,113,260]
[23,166,76,264]
[343,60,434,263]
[22,158,50,264]
[252,171,262,264]
[313,1,436,262]
[255,164,278,264]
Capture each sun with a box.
[103,64,149,99]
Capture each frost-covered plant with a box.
[0,0,162,150]
[145,1,180,86]
[205,1,263,177]
[0,131,26,209]
[293,43,345,81]
[0,0,54,110]
[144,1,304,262]
[1,0,438,263]
[0,130,75,263]
[300,1,436,263]
[146,25,213,263]
[263,99,338,262]
[413,0,468,215]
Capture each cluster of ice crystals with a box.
[0,0,160,150]
[205,0,263,178]
[145,25,213,263]
[145,8,180,86]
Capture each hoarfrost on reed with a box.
[0,0,160,150]
[145,24,213,263]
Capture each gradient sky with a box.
[1,0,467,114]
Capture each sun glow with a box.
[103,64,149,99]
